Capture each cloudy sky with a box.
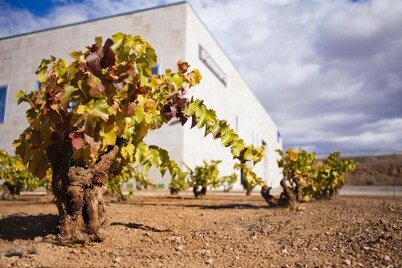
[1,0,401,155]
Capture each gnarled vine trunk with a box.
[260,179,299,210]
[1,182,22,200]
[47,143,118,242]
[193,185,207,198]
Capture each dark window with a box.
[151,65,160,75]
[0,86,7,124]
[35,81,41,90]
[277,130,282,143]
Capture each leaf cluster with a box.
[180,160,238,196]
[277,148,317,190]
[234,163,265,194]
[107,163,155,201]
[304,151,357,200]
[15,32,265,191]
[183,100,265,165]
[0,150,49,191]
[14,33,202,179]
[277,148,357,201]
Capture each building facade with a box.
[0,2,283,189]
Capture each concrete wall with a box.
[182,5,283,188]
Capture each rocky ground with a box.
[0,192,401,267]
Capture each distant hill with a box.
[345,154,402,186]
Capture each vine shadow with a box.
[111,222,172,233]
[196,203,268,210]
[0,213,59,241]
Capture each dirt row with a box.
[0,193,401,267]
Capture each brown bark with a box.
[1,182,22,200]
[260,185,278,207]
[260,180,299,210]
[280,179,298,209]
[47,143,118,242]
[193,185,207,198]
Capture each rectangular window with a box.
[0,86,7,124]
[151,64,161,75]
[35,81,42,90]
[277,130,282,143]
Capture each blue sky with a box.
[3,0,58,16]
[1,0,402,155]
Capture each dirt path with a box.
[0,194,401,267]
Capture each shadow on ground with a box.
[111,222,173,233]
[0,213,59,241]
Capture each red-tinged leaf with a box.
[86,51,102,72]
[162,104,174,121]
[170,105,177,118]
[176,98,188,109]
[88,73,105,97]
[177,60,189,74]
[191,114,197,128]
[179,115,188,125]
[126,64,136,77]
[127,102,138,116]
[213,131,221,139]
[69,131,85,150]
[84,134,100,157]
[101,38,116,69]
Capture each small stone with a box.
[113,257,122,263]
[5,249,24,258]
[169,236,181,243]
[363,246,370,251]
[235,256,240,260]
[251,235,258,240]
[200,249,211,257]
[384,255,391,262]
[281,248,288,254]
[343,259,352,266]
[175,245,184,251]
[44,234,56,242]
[324,232,330,235]
[205,258,214,265]
[357,263,364,267]
[27,247,38,255]
[34,236,43,243]
[312,247,319,251]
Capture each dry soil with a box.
[0,192,401,267]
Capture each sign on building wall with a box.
[199,45,227,86]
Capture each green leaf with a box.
[231,140,246,158]
[29,150,49,179]
[92,99,110,122]
[60,86,79,110]
[134,105,144,123]
[111,32,125,53]
[69,50,83,61]
[100,128,117,146]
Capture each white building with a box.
[0,2,283,189]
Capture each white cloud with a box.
[191,0,402,154]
